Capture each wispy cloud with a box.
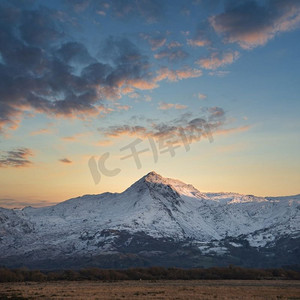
[187,38,209,47]
[62,132,91,142]
[155,66,202,82]
[100,107,244,145]
[158,102,187,110]
[96,139,113,146]
[140,32,167,50]
[0,148,34,168]
[59,158,72,164]
[127,92,152,102]
[154,48,189,61]
[209,70,230,77]
[114,103,131,111]
[214,125,251,136]
[66,0,165,23]
[167,41,182,48]
[128,92,140,99]
[30,125,54,136]
[209,106,225,118]
[198,93,207,99]
[197,51,239,70]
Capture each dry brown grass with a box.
[0,280,299,299]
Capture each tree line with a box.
[0,266,299,282]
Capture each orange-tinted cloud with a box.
[197,51,239,70]
[128,79,158,90]
[158,102,187,110]
[62,132,92,142]
[30,127,54,136]
[214,125,251,136]
[155,66,202,82]
[114,103,131,111]
[121,86,135,94]
[187,38,209,47]
[96,140,113,146]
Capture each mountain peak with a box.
[123,171,164,194]
[125,171,182,196]
[138,171,203,199]
[124,171,203,200]
[143,171,163,182]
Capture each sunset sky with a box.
[0,0,300,208]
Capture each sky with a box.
[0,0,300,208]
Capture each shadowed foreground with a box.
[0,280,299,299]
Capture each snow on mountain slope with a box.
[0,171,299,267]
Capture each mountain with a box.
[0,171,299,269]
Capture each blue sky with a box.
[0,0,300,207]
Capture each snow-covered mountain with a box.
[0,171,299,269]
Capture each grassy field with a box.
[0,280,299,299]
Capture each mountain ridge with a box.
[16,170,299,210]
[0,171,299,269]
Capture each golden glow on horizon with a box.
[1,144,299,207]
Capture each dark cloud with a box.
[56,42,96,65]
[0,1,158,132]
[81,62,112,85]
[0,1,94,131]
[210,0,300,49]
[99,36,153,90]
[0,148,33,168]
[59,158,72,164]
[102,36,147,67]
[2,0,290,135]
[20,7,63,46]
